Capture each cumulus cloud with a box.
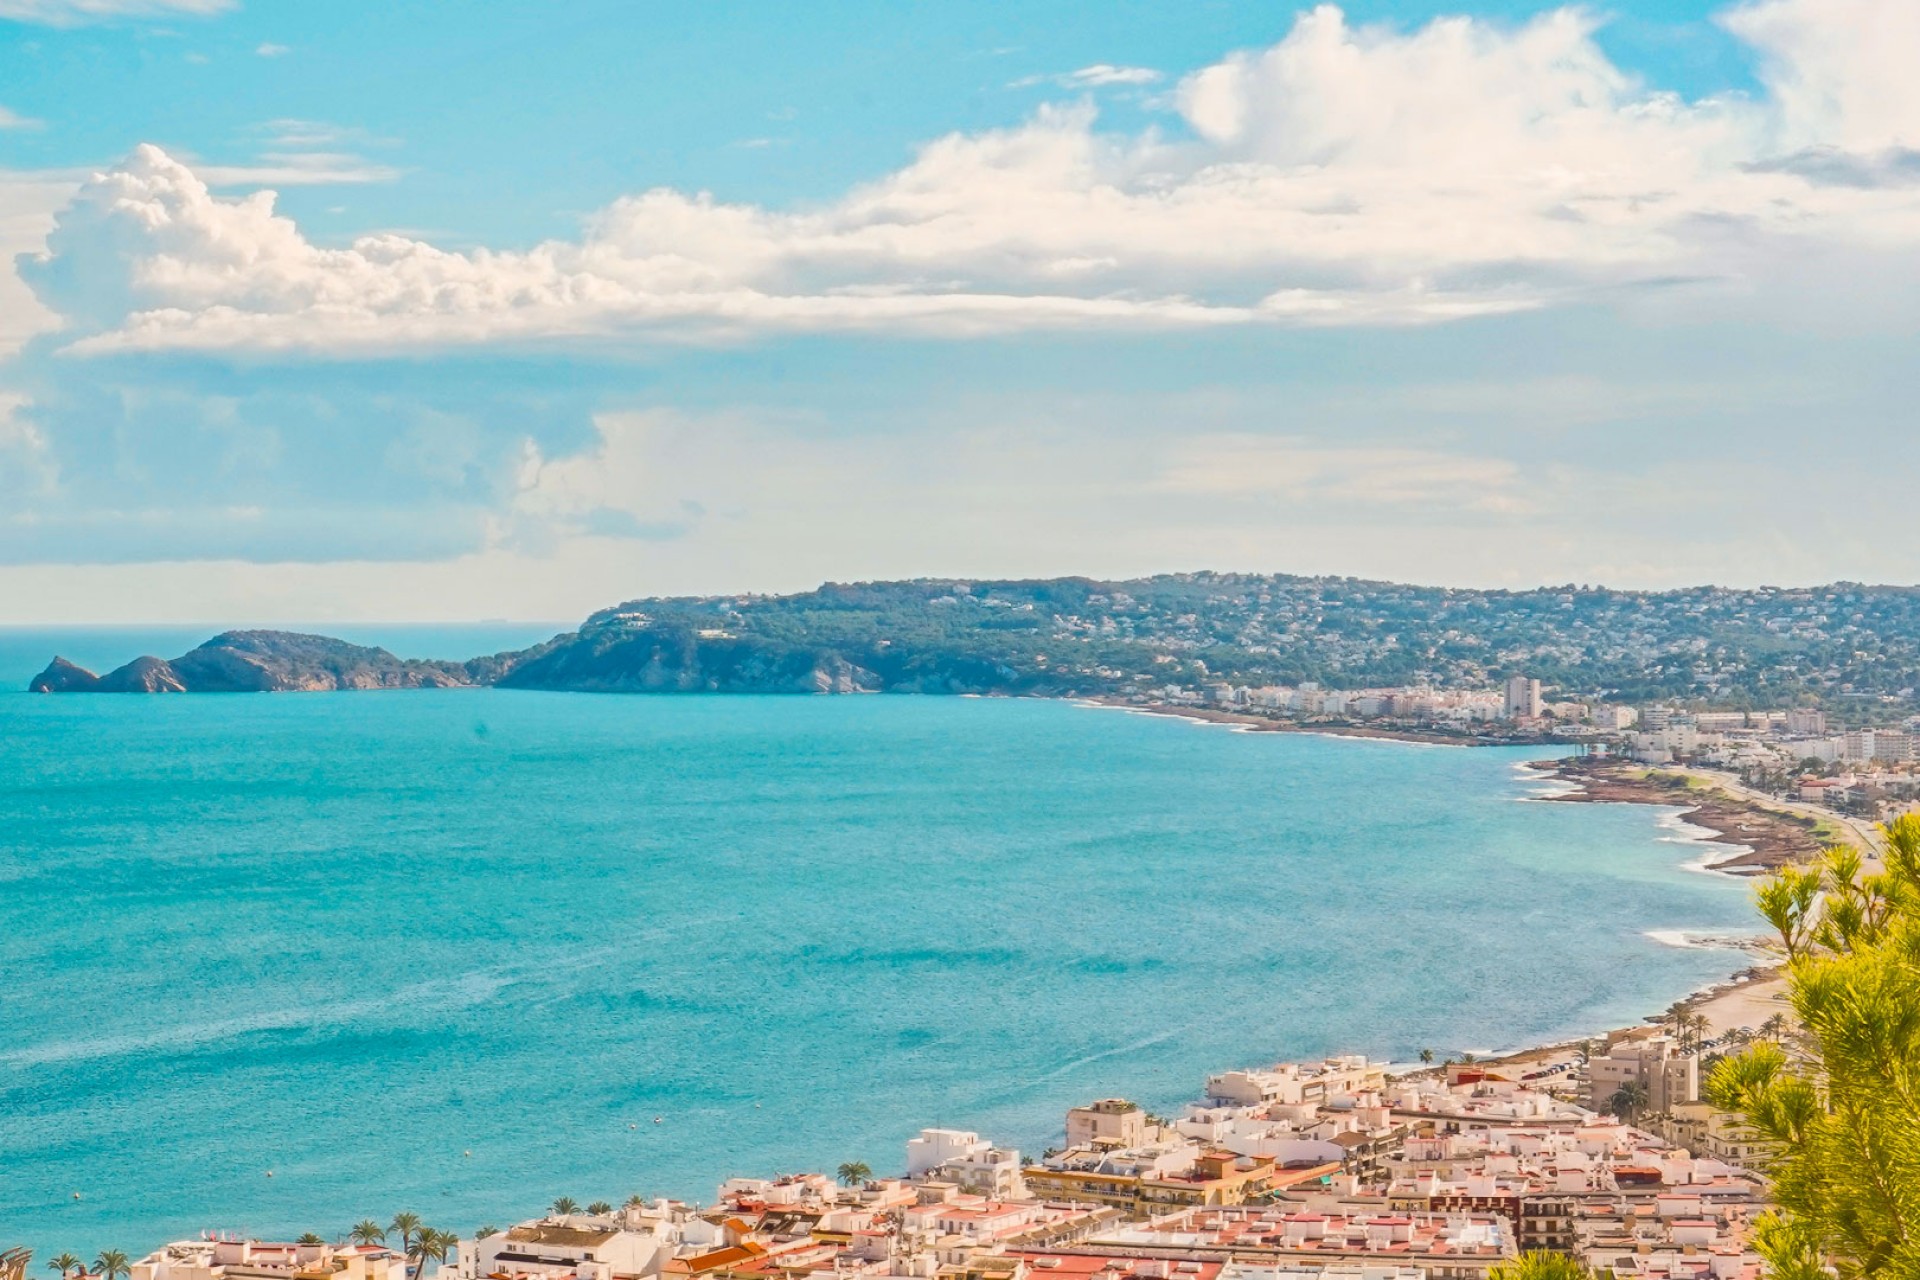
[0,0,231,22]
[1721,0,1920,153]
[0,106,43,130]
[505,411,707,548]
[0,172,73,355]
[17,0,1920,356]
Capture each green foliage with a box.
[1487,1252,1594,1280]
[406,1229,454,1278]
[387,1214,423,1267]
[836,1161,873,1187]
[1707,814,1920,1277]
[503,574,1920,704]
[1607,1080,1650,1122]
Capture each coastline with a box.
[1079,696,1565,747]
[1531,755,1830,875]
[1090,696,1800,1073]
[1477,962,1790,1076]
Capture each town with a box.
[32,1019,1780,1280]
[1139,673,1920,822]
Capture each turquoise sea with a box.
[0,626,1758,1260]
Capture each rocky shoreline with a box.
[1532,755,1829,874]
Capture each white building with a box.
[450,1218,674,1280]
[1504,677,1543,720]
[1204,1057,1386,1107]
[1066,1099,1155,1150]
[906,1128,1026,1198]
[1588,1036,1699,1116]
[1785,708,1827,736]
[133,1241,405,1280]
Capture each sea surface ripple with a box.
[0,627,1754,1258]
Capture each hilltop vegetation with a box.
[517,574,1920,708]
[31,573,1920,710]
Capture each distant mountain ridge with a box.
[30,573,1920,709]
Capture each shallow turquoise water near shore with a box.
[0,629,1755,1258]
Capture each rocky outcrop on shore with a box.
[1534,756,1828,872]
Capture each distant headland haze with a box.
[30,573,1920,711]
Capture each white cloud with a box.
[21,0,1920,355]
[504,411,709,546]
[0,0,231,23]
[198,152,402,186]
[1721,0,1920,152]
[0,393,58,499]
[254,40,287,56]
[1063,64,1161,87]
[0,106,43,130]
[1014,64,1162,89]
[0,170,75,355]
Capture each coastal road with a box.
[1676,766,1884,859]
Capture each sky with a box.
[1,0,1918,623]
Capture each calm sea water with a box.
[0,627,1757,1260]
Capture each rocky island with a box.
[32,630,493,693]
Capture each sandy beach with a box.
[1690,971,1790,1036]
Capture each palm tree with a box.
[586,1202,612,1217]
[389,1215,422,1262]
[94,1253,130,1280]
[550,1197,578,1217]
[48,1257,82,1280]
[407,1230,451,1280]
[1488,1254,1592,1280]
[296,1236,324,1247]
[835,1162,872,1188]
[1663,999,1691,1040]
[349,1223,387,1247]
[623,1194,646,1210]
[1417,1048,1434,1064]
[1460,1053,1477,1065]
[1758,1012,1789,1042]
[473,1229,497,1243]
[1607,1081,1650,1123]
